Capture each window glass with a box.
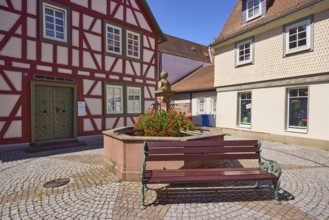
[288,88,308,129]
[236,39,253,66]
[199,99,205,113]
[127,87,141,113]
[247,0,261,21]
[106,24,122,55]
[239,92,252,126]
[285,19,311,54]
[43,3,66,42]
[106,85,123,114]
[127,31,140,59]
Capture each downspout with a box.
[208,46,213,63]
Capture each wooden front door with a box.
[35,85,73,141]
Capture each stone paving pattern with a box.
[0,136,329,220]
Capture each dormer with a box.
[242,0,268,23]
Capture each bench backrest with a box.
[144,140,260,161]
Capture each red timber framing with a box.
[0,0,165,145]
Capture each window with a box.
[127,87,142,114]
[126,30,140,59]
[287,88,308,131]
[236,39,253,66]
[212,98,217,113]
[106,85,123,114]
[246,0,261,21]
[285,19,311,55]
[238,92,252,127]
[106,23,122,55]
[198,99,205,113]
[42,2,68,43]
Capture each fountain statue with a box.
[154,71,175,111]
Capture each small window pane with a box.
[289,35,297,42]
[45,8,53,15]
[289,89,298,97]
[289,42,297,49]
[298,40,307,47]
[299,89,308,96]
[289,28,297,35]
[46,16,54,23]
[55,11,63,18]
[56,32,64,39]
[46,30,54,37]
[298,25,306,32]
[298,32,306,39]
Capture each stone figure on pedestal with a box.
[154,71,175,111]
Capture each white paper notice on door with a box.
[78,102,86,116]
[246,103,252,109]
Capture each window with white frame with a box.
[198,98,205,113]
[106,85,123,114]
[287,88,308,130]
[127,87,142,114]
[42,2,68,42]
[212,98,217,113]
[246,0,261,21]
[285,19,311,55]
[106,23,122,55]
[238,92,252,127]
[127,30,140,59]
[236,39,253,66]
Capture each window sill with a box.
[285,128,308,134]
[284,47,312,57]
[238,124,251,129]
[236,61,253,68]
[246,14,261,23]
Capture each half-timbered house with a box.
[0,0,165,146]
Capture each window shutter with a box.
[242,0,247,24]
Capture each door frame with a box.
[31,81,78,143]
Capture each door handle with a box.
[56,108,60,113]
[62,109,65,113]
[43,110,47,113]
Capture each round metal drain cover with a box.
[43,178,70,188]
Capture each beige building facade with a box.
[213,0,329,147]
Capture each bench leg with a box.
[255,180,260,189]
[141,184,147,210]
[272,179,281,205]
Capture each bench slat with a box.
[146,153,260,161]
[146,140,258,148]
[145,168,263,175]
[143,172,277,184]
[147,146,259,154]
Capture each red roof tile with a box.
[213,0,323,44]
[172,64,214,92]
[159,34,210,62]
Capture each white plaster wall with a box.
[308,84,329,140]
[217,92,237,128]
[252,88,286,134]
[217,83,329,141]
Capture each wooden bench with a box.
[141,140,282,209]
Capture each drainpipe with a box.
[208,47,213,63]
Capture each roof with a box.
[172,64,215,93]
[158,34,210,62]
[212,0,325,45]
[140,0,166,43]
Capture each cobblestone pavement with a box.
[1,137,329,220]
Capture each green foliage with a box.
[134,109,194,137]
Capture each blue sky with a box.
[146,0,237,46]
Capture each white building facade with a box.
[212,0,329,147]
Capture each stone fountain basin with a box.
[103,127,225,182]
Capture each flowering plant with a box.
[134,109,194,137]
